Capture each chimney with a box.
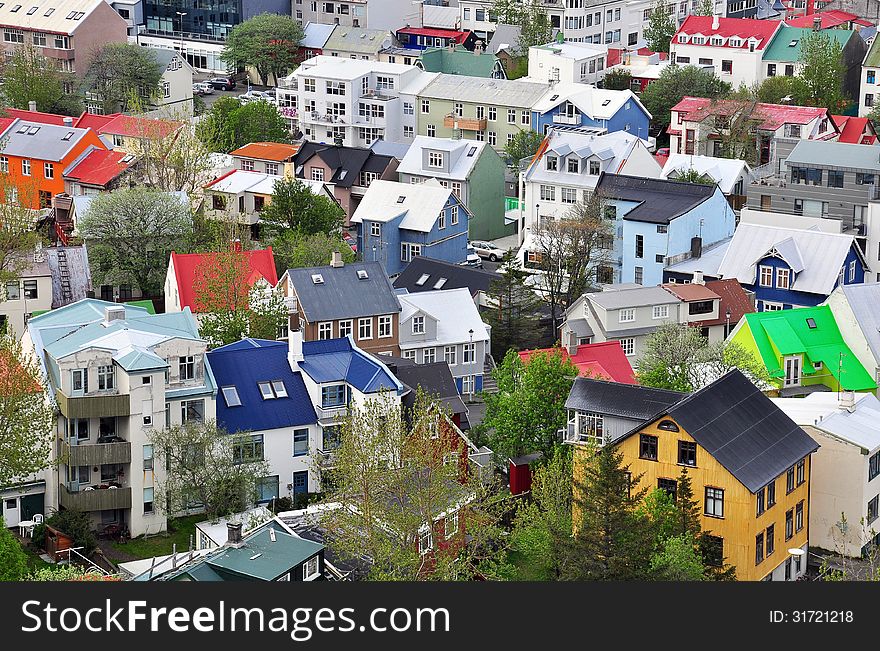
[813,16,821,31]
[103,305,126,325]
[63,116,73,127]
[230,238,242,252]
[289,328,304,364]
[690,236,703,259]
[28,100,37,112]
[838,390,856,413]
[712,14,719,30]
[330,250,344,267]
[693,270,705,285]
[226,522,243,545]
[475,40,483,55]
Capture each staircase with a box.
[56,248,73,306]
[481,353,498,393]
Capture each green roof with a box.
[865,33,880,67]
[125,299,156,314]
[743,306,876,391]
[418,45,502,78]
[204,526,322,581]
[763,26,853,62]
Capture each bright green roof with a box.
[763,26,852,61]
[418,45,502,78]
[743,306,876,391]
[865,33,880,67]
[125,299,156,315]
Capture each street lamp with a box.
[788,547,806,580]
[176,11,187,63]
[468,328,475,403]
[725,307,731,338]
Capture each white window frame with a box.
[412,315,425,334]
[339,319,353,338]
[652,305,669,319]
[358,317,373,339]
[303,555,320,580]
[462,342,475,364]
[318,321,333,340]
[759,265,774,287]
[776,268,790,290]
[619,308,635,323]
[619,338,635,356]
[444,345,456,365]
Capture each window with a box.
[828,170,844,188]
[317,321,334,340]
[462,375,475,394]
[857,173,875,186]
[143,445,154,471]
[97,365,115,391]
[634,267,644,285]
[428,151,444,168]
[756,487,765,516]
[143,487,154,514]
[639,434,658,461]
[566,157,579,174]
[418,527,433,555]
[293,429,309,457]
[658,478,677,500]
[412,315,425,334]
[450,205,459,225]
[179,355,195,380]
[507,109,516,124]
[849,260,856,283]
[619,338,634,356]
[766,524,775,557]
[677,441,696,467]
[338,319,353,339]
[759,266,773,287]
[221,386,241,407]
[426,125,436,137]
[142,399,153,426]
[619,309,634,323]
[755,532,764,565]
[546,155,558,171]
[653,305,668,319]
[776,268,790,290]
[233,434,264,463]
[423,348,436,364]
[438,210,446,230]
[796,458,805,486]
[421,99,430,113]
[71,368,87,393]
[462,342,475,364]
[635,234,643,258]
[795,500,804,532]
[869,495,879,524]
[378,315,392,338]
[0,156,6,173]
[786,466,795,493]
[767,480,776,508]
[256,476,279,503]
[561,187,577,204]
[785,508,794,540]
[181,399,204,424]
[322,384,347,408]
[721,60,732,74]
[869,70,877,84]
[705,487,724,518]
[43,162,54,179]
[21,159,30,176]
[539,185,555,201]
[454,102,463,117]
[302,555,320,580]
[521,110,530,125]
[311,167,325,181]
[444,345,456,365]
[358,317,372,339]
[870,451,880,481]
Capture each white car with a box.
[238,90,274,104]
[193,82,214,95]
[459,246,483,268]
[470,240,504,262]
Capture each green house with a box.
[416,45,507,79]
[729,305,876,396]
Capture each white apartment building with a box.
[527,40,608,85]
[276,55,437,147]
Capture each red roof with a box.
[785,10,860,28]
[698,279,754,327]
[674,16,781,50]
[831,115,878,145]
[96,114,181,139]
[671,96,829,130]
[0,117,14,135]
[230,142,301,161]
[170,248,279,312]
[397,27,471,42]
[2,108,68,125]
[64,149,132,187]
[74,112,120,130]
[518,342,636,384]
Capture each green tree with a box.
[867,105,880,133]
[82,42,163,114]
[0,176,44,287]
[484,251,541,358]
[125,118,213,194]
[670,167,716,185]
[34,510,97,556]
[798,30,849,112]
[563,444,654,580]
[270,231,355,277]
[0,518,28,580]
[197,98,293,153]
[693,0,715,15]
[491,0,552,49]
[503,129,543,167]
[149,420,272,522]
[27,565,114,581]
[0,330,54,488]
[79,187,192,297]
[640,64,732,131]
[0,44,82,115]
[755,75,810,105]
[481,349,578,462]
[644,0,676,54]
[260,177,344,237]
[602,68,633,91]
[650,533,706,580]
[221,13,304,86]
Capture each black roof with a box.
[393,256,500,295]
[510,452,543,466]
[389,360,468,416]
[658,371,818,493]
[293,142,394,189]
[565,377,685,420]
[596,173,717,225]
[288,261,401,322]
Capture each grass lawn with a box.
[21,543,51,573]
[110,515,202,560]
[507,549,552,581]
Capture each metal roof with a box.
[299,337,403,394]
[202,526,322,581]
[785,138,880,172]
[596,173,719,224]
[398,288,490,348]
[587,285,680,309]
[771,392,880,453]
[565,376,685,420]
[398,135,488,180]
[664,237,731,276]
[287,261,400,323]
[419,73,549,107]
[350,179,452,232]
[763,26,853,62]
[393,256,500,295]
[839,283,880,364]
[660,153,751,194]
[0,119,89,162]
[0,0,113,34]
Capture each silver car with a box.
[470,240,504,262]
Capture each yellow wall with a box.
[575,416,811,581]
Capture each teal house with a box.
[416,45,507,79]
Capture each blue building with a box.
[531,83,651,140]
[351,179,471,276]
[596,174,737,287]
[716,223,868,311]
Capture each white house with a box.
[147,49,195,119]
[660,153,752,197]
[526,40,608,85]
[824,282,880,384]
[860,36,880,117]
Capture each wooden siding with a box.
[63,441,131,466]
[56,392,130,419]
[59,484,132,511]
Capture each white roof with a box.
[0,0,109,34]
[717,223,862,295]
[399,288,490,347]
[295,55,418,80]
[661,153,751,194]
[423,4,460,29]
[533,82,651,121]
[350,179,451,232]
[611,60,671,80]
[419,74,549,107]
[397,136,486,180]
[529,41,607,61]
[207,170,329,198]
[770,392,880,452]
[195,506,273,546]
[301,22,336,49]
[664,238,731,276]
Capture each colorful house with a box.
[396,26,477,51]
[728,306,877,396]
[531,83,652,140]
[519,342,636,384]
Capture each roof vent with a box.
[311,273,325,284]
[357,269,369,279]
[103,305,126,325]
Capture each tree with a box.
[650,533,706,580]
[481,349,578,463]
[0,331,54,488]
[260,177,344,237]
[221,14,304,86]
[149,420,271,522]
[78,187,192,297]
[533,194,614,332]
[83,42,163,114]
[636,323,770,392]
[671,167,716,185]
[197,98,293,154]
[484,251,542,357]
[27,565,118,581]
[640,64,732,131]
[755,75,809,105]
[192,245,287,348]
[798,30,849,112]
[126,119,214,195]
[0,518,28,580]
[490,0,552,49]
[563,444,654,580]
[644,0,677,54]
[693,0,715,15]
[602,68,633,91]
[32,510,97,556]
[320,390,508,580]
[270,231,355,277]
[819,513,880,581]
[0,44,82,115]
[503,129,543,167]
[0,175,43,286]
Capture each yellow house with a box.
[571,370,819,581]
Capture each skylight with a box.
[10,5,21,12]
[26,6,36,14]
[27,126,40,135]
[357,269,369,280]
[271,380,288,398]
[311,273,324,284]
[550,94,559,101]
[62,131,74,141]
[467,146,477,157]
[416,273,430,286]
[601,99,611,106]
[222,386,241,407]
[258,380,287,400]
[789,40,799,47]
[16,125,28,133]
[66,10,75,17]
[258,381,275,400]
[397,195,406,203]
[434,277,447,289]
[44,8,54,16]
[806,318,816,329]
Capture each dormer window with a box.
[711,37,723,46]
[729,38,741,47]
[412,315,425,334]
[692,36,704,45]
[546,155,558,171]
[678,34,688,43]
[567,157,579,173]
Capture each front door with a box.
[784,356,801,387]
[293,471,308,495]
[3,496,20,527]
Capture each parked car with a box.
[192,82,214,96]
[207,77,236,90]
[238,90,275,104]
[470,240,504,262]
[460,246,482,268]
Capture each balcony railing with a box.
[63,440,131,467]
[560,423,606,446]
[284,296,298,314]
[553,114,580,125]
[444,115,487,131]
[315,448,338,468]
[56,391,130,419]
[505,197,523,212]
[59,483,132,512]
[315,404,348,421]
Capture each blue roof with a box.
[301,337,403,394]
[208,339,317,433]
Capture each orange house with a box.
[0,118,108,210]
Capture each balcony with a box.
[56,391,130,420]
[59,483,132,512]
[553,113,580,126]
[63,440,131,467]
[444,115,487,131]
[315,448,338,468]
[304,111,349,125]
[41,47,75,60]
[314,404,348,422]
[560,422,605,446]
[284,296,298,314]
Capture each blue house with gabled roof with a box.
[531,83,652,140]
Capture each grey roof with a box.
[587,285,679,309]
[419,74,549,107]
[664,371,819,493]
[370,139,412,160]
[785,139,880,172]
[323,27,393,54]
[288,261,401,322]
[301,22,335,49]
[0,120,89,162]
[566,318,593,338]
[566,376,685,420]
[391,359,468,416]
[772,392,880,453]
[840,283,880,364]
[487,23,524,56]
[665,238,731,277]
[596,173,718,225]
[393,256,500,296]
